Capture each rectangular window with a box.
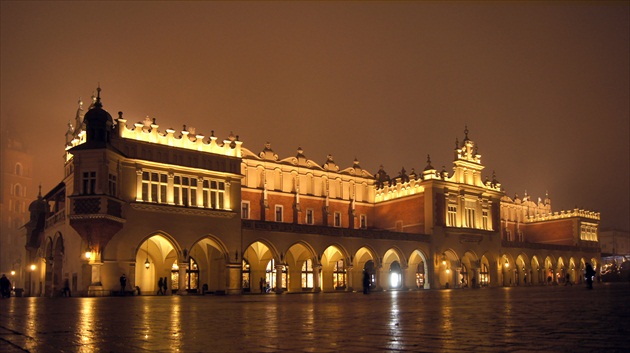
[306,209,314,225]
[447,206,457,227]
[482,210,489,230]
[241,201,250,219]
[301,260,313,289]
[108,174,117,196]
[360,214,367,229]
[142,171,168,203]
[82,171,96,194]
[275,205,283,222]
[466,208,476,228]
[334,212,341,227]
[208,180,225,209]
[174,176,181,205]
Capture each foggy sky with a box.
[1,1,628,231]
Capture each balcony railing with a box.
[70,195,123,219]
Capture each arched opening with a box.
[407,249,429,289]
[354,246,377,290]
[243,241,276,293]
[321,245,347,292]
[135,234,178,295]
[531,256,541,285]
[544,256,555,285]
[188,236,228,294]
[284,242,317,292]
[389,261,402,289]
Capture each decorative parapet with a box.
[525,208,600,223]
[374,179,424,202]
[117,117,242,158]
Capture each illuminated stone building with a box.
[23,89,601,296]
[0,129,34,289]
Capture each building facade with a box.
[0,128,34,289]
[21,90,601,296]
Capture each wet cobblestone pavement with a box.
[1,283,629,353]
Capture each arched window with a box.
[333,259,346,290]
[186,257,199,292]
[15,163,22,176]
[14,184,22,197]
[301,259,313,289]
[242,259,250,292]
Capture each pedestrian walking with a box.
[585,263,596,289]
[63,278,72,297]
[120,274,127,295]
[157,277,164,295]
[162,277,168,295]
[0,274,11,298]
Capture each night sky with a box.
[1,2,628,231]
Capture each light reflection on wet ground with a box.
[1,283,629,352]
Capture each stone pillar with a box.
[400,265,408,290]
[87,260,105,297]
[128,263,136,294]
[226,263,242,295]
[135,169,143,201]
[274,264,284,294]
[375,264,384,291]
[178,262,188,295]
[313,264,322,292]
[345,266,353,292]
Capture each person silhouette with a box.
[120,274,127,295]
[585,263,596,289]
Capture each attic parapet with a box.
[525,208,600,223]
[117,118,242,158]
[374,178,425,202]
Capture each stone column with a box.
[135,169,143,201]
[128,263,137,294]
[274,264,284,294]
[345,266,353,292]
[313,264,322,292]
[178,262,188,295]
[400,265,408,290]
[226,263,242,295]
[375,264,384,291]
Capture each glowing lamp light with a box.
[10,270,15,276]
[145,258,150,269]
[30,264,36,271]
[504,260,509,268]
[85,249,92,260]
[446,268,451,274]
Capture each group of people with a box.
[157,277,169,295]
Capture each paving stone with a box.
[0,283,628,352]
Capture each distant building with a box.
[0,128,34,289]
[23,89,601,296]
